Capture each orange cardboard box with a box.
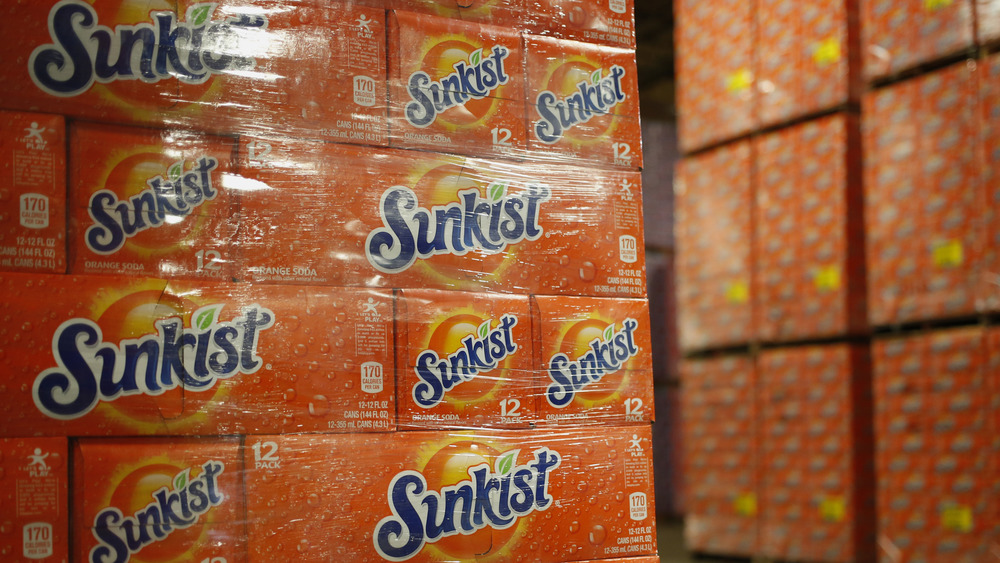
[675,141,753,351]
[863,62,983,326]
[396,289,535,429]
[388,11,526,158]
[0,272,395,436]
[0,111,66,275]
[533,295,653,426]
[73,437,245,563]
[68,122,239,280]
[526,0,637,49]
[525,35,641,169]
[0,1,387,145]
[236,138,645,296]
[0,437,68,563]
[386,0,524,27]
[862,0,974,80]
[244,426,657,562]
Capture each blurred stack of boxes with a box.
[676,0,1000,560]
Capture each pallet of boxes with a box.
[676,0,1000,561]
[0,1,660,562]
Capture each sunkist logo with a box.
[534,65,627,144]
[405,45,510,128]
[546,318,639,407]
[29,1,267,97]
[87,156,220,255]
[373,447,561,561]
[90,461,225,563]
[413,314,518,408]
[32,304,275,420]
[365,182,550,274]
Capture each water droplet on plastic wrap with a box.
[579,261,597,281]
[306,494,321,508]
[21,322,31,332]
[19,384,28,393]
[335,338,346,348]
[320,343,330,354]
[589,525,607,545]
[308,396,329,417]
[344,380,354,390]
[575,481,588,493]
[294,343,308,357]
[558,255,570,266]
[0,546,10,556]
[603,503,611,512]
[615,491,625,502]
[285,315,301,332]
[308,361,320,372]
[331,325,342,336]
[568,521,580,533]
[283,389,296,402]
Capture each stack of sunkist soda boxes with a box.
[0,1,660,562]
[677,0,1000,561]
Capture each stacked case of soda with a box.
[679,0,1000,559]
[0,1,660,561]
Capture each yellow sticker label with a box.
[813,265,842,291]
[725,68,753,94]
[812,38,842,67]
[734,492,757,516]
[925,0,954,10]
[725,280,750,304]
[932,239,964,268]
[941,505,973,532]
[820,496,846,522]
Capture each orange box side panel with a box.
[675,141,753,351]
[525,35,641,169]
[68,122,239,280]
[0,437,68,562]
[388,11,527,158]
[0,111,66,275]
[533,295,653,426]
[244,427,657,562]
[862,0,974,80]
[72,437,245,563]
[0,1,387,145]
[396,289,536,429]
[863,62,983,326]
[0,272,395,436]
[525,0,637,50]
[235,139,645,296]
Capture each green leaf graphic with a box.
[191,4,214,26]
[487,182,506,202]
[174,469,189,491]
[167,162,183,181]
[470,48,483,67]
[195,306,220,331]
[591,69,602,84]
[603,324,615,342]
[478,319,491,340]
[495,449,519,476]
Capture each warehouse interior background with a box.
[633,1,684,559]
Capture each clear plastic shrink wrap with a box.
[0,1,658,562]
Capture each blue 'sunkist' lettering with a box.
[33,305,275,420]
[29,1,266,97]
[546,318,640,407]
[534,65,627,144]
[374,448,561,561]
[413,314,519,408]
[365,185,549,274]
